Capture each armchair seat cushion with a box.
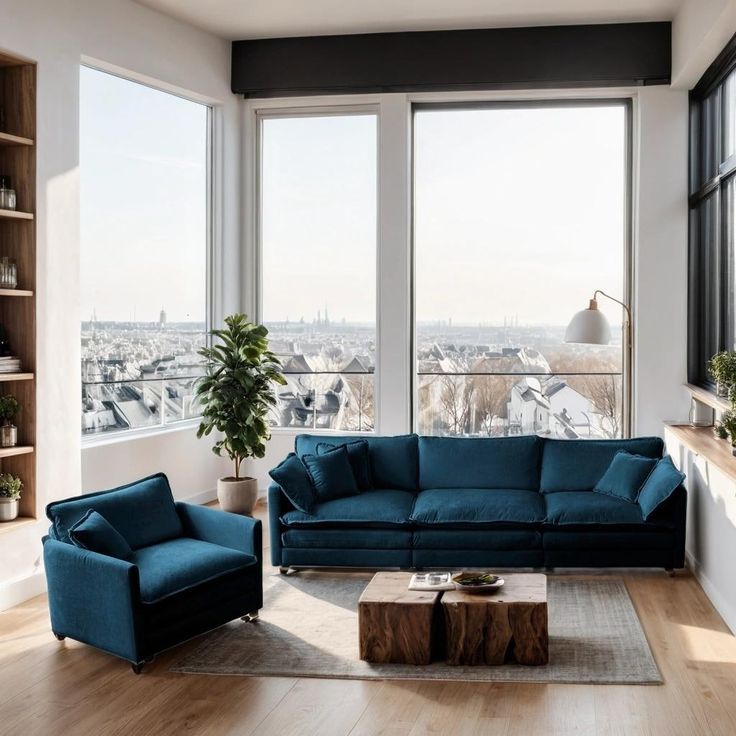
[281,489,415,528]
[130,537,257,603]
[410,488,546,528]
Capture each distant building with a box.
[159,307,167,328]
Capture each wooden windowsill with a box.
[665,422,736,482]
[685,383,731,412]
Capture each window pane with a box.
[724,72,736,162]
[701,90,721,184]
[414,104,626,438]
[260,114,377,431]
[80,67,209,438]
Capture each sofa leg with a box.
[279,566,296,575]
[666,568,676,578]
[53,632,65,641]
[131,662,144,675]
[241,610,260,622]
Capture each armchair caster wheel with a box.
[279,566,296,575]
[241,610,260,623]
[131,663,144,674]
[53,633,65,641]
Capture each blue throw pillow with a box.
[302,444,359,502]
[637,456,685,520]
[316,439,372,491]
[593,451,658,503]
[269,453,316,514]
[68,509,132,560]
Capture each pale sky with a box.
[262,104,626,327]
[80,66,208,323]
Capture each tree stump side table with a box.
[358,571,440,665]
[441,573,549,666]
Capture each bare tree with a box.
[471,375,509,436]
[581,374,621,438]
[439,375,475,435]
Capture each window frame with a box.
[688,35,736,390]
[244,90,636,438]
[254,103,382,435]
[409,98,634,438]
[79,62,216,446]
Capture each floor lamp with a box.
[564,290,633,437]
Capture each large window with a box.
[414,103,628,438]
[689,41,736,387]
[259,112,377,430]
[80,67,211,438]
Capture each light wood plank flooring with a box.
[1,502,736,736]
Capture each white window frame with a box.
[242,88,638,437]
[80,60,219,447]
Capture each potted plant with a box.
[195,313,285,515]
[0,473,22,522]
[707,351,736,398]
[715,410,736,455]
[0,394,19,447]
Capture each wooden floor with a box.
[2,503,736,736]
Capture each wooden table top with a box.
[442,573,547,606]
[359,571,440,605]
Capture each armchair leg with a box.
[53,633,65,641]
[666,568,676,578]
[279,566,296,575]
[131,662,144,674]
[241,610,260,623]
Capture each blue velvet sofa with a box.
[43,473,262,672]
[269,434,686,571]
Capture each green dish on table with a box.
[451,572,505,593]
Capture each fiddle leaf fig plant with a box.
[195,314,286,479]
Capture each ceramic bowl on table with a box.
[451,572,505,594]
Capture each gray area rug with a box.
[170,572,662,684]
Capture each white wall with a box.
[672,0,736,89]
[0,0,239,609]
[633,87,690,435]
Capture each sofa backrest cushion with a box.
[46,472,184,549]
[295,434,418,491]
[540,437,664,493]
[417,435,543,491]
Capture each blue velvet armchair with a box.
[43,473,262,673]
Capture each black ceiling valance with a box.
[231,22,671,98]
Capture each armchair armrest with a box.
[268,481,291,567]
[175,502,262,562]
[43,538,143,663]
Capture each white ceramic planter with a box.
[0,498,19,522]
[217,477,258,515]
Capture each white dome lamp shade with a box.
[564,298,612,345]
[564,290,633,436]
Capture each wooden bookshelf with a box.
[0,51,36,524]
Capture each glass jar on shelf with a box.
[0,176,16,211]
[0,258,17,289]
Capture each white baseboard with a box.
[0,488,220,612]
[686,550,736,635]
[0,569,47,611]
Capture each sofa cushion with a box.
[317,439,372,491]
[281,489,415,528]
[68,510,132,560]
[410,488,546,527]
[296,434,418,491]
[540,437,664,493]
[544,491,648,526]
[46,473,184,549]
[130,537,257,604]
[269,453,316,514]
[418,435,542,490]
[413,529,541,550]
[637,456,686,520]
[282,528,412,549]
[303,445,359,502]
[593,451,658,503]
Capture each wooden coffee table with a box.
[442,573,549,665]
[358,571,440,665]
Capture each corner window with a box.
[80,66,211,438]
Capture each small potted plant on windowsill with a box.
[708,351,736,400]
[0,473,22,522]
[195,313,285,515]
[0,394,20,447]
[714,410,736,455]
